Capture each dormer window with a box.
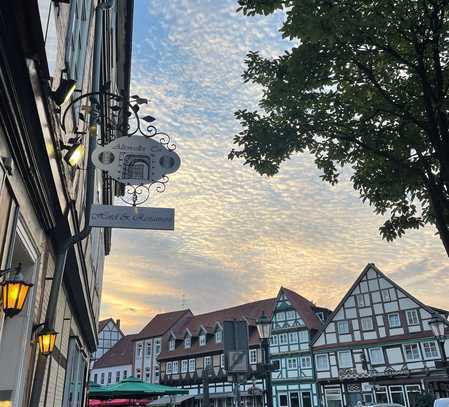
[215,330,222,343]
[185,336,191,349]
[169,338,175,351]
[199,333,206,346]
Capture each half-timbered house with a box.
[270,288,331,407]
[312,264,449,407]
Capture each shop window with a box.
[390,386,406,406]
[405,385,421,407]
[279,394,288,407]
[375,386,388,403]
[325,388,343,407]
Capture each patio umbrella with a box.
[88,376,189,400]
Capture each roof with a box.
[98,318,113,332]
[132,310,192,341]
[93,335,136,369]
[311,263,448,347]
[158,298,276,360]
[280,287,324,331]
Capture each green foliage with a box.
[414,392,435,407]
[230,0,449,254]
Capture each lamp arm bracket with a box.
[32,323,46,335]
[0,263,22,277]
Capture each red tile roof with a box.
[132,310,192,341]
[159,298,276,360]
[93,335,136,369]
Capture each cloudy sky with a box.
[100,0,449,333]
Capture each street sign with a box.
[228,351,248,373]
[223,321,249,374]
[91,136,180,185]
[89,205,174,230]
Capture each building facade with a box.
[0,0,133,405]
[92,318,124,365]
[270,288,331,407]
[91,334,135,386]
[312,264,449,407]
[132,310,193,384]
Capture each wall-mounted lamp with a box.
[0,263,33,318]
[60,140,85,167]
[33,324,58,356]
[51,79,77,106]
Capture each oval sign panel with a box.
[92,136,180,185]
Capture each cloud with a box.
[101,0,449,333]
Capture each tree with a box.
[229,0,449,257]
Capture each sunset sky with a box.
[100,0,449,333]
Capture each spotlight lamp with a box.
[60,141,85,167]
[51,79,77,106]
[0,263,33,318]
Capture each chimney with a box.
[116,319,120,328]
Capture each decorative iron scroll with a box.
[60,84,179,206]
[338,365,410,380]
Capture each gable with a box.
[273,291,305,330]
[313,264,436,348]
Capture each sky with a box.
[100,0,449,333]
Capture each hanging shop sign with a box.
[89,204,174,230]
[91,136,180,185]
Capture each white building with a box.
[312,263,449,407]
[92,334,135,386]
[92,318,124,365]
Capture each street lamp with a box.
[256,311,273,407]
[429,314,448,370]
[33,324,58,356]
[0,263,33,318]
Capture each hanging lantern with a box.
[37,327,58,356]
[1,279,33,317]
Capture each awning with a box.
[149,395,194,406]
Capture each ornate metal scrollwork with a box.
[59,85,178,206]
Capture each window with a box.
[189,359,196,372]
[199,334,206,346]
[356,294,366,307]
[136,369,141,379]
[289,332,298,343]
[166,362,172,374]
[279,333,288,344]
[123,370,128,379]
[169,338,175,351]
[249,349,257,365]
[337,321,350,334]
[315,354,329,370]
[277,312,286,321]
[286,310,296,320]
[390,386,406,406]
[215,330,222,343]
[287,357,298,369]
[422,341,439,359]
[204,356,212,367]
[136,343,143,358]
[100,373,105,384]
[381,289,391,302]
[107,372,112,384]
[272,359,280,371]
[155,364,159,379]
[338,350,353,368]
[145,367,150,381]
[115,371,120,383]
[369,347,384,364]
[406,310,419,326]
[220,354,225,368]
[300,356,311,368]
[361,317,374,331]
[404,343,421,361]
[172,361,179,374]
[279,395,289,407]
[316,312,324,322]
[185,336,191,348]
[94,373,98,383]
[155,339,161,355]
[388,313,401,328]
[270,335,278,345]
[146,342,152,356]
[181,360,188,373]
[298,330,308,343]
